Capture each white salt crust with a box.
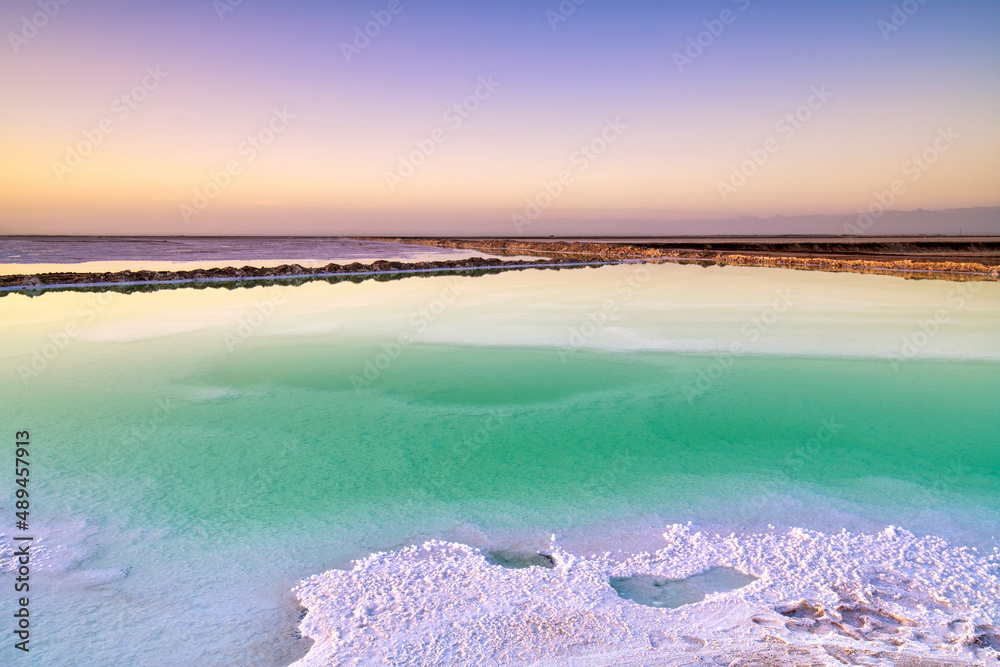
[293,524,1000,666]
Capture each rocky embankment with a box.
[0,256,590,291]
[367,238,1000,281]
[3,238,997,293]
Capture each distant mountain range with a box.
[521,207,1000,238]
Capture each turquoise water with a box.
[610,567,759,609]
[1,263,998,665]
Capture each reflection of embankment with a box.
[0,258,623,297]
[367,237,1000,282]
[6,237,997,296]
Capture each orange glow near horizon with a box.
[1,1,998,235]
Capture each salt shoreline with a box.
[0,258,632,294]
[2,249,997,297]
[366,237,1000,282]
[290,524,1000,666]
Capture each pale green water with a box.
[34,343,1000,527]
[1,263,998,665]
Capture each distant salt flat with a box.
[0,236,540,275]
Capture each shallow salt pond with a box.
[1,262,998,665]
[610,567,759,609]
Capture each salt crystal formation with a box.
[293,524,1000,666]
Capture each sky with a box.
[1,0,998,236]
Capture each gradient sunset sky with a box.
[1,0,998,235]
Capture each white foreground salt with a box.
[293,524,999,666]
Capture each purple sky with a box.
[1,0,998,235]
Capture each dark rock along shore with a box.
[0,256,582,290]
[2,238,998,293]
